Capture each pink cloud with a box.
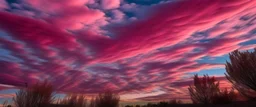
[239,44,256,51]
[121,3,137,12]
[201,38,250,57]
[0,0,8,10]
[111,9,125,23]
[0,73,24,87]
[90,0,256,63]
[24,0,89,12]
[208,27,227,39]
[225,31,247,38]
[101,0,121,10]
[24,0,105,30]
[0,12,77,48]
[44,7,105,30]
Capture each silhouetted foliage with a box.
[125,105,133,107]
[125,100,183,107]
[135,105,140,107]
[168,99,182,105]
[188,74,220,104]
[2,100,12,107]
[146,103,156,107]
[13,81,54,107]
[157,101,168,107]
[225,49,256,100]
[211,88,237,104]
[89,98,96,107]
[91,91,120,107]
[188,74,237,104]
[60,94,87,107]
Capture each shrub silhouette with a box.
[91,91,120,107]
[225,49,256,100]
[188,74,220,104]
[157,101,168,107]
[188,74,237,104]
[168,99,182,105]
[211,88,237,104]
[2,100,12,107]
[60,94,87,107]
[13,81,54,107]
[135,105,140,107]
[125,100,182,107]
[145,103,157,107]
[89,98,96,107]
[125,105,133,107]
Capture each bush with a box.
[92,91,120,107]
[188,74,237,104]
[168,99,182,105]
[188,74,220,104]
[125,105,133,107]
[211,88,237,104]
[2,100,12,107]
[225,49,256,100]
[89,98,96,107]
[135,105,140,107]
[60,94,87,107]
[13,81,54,107]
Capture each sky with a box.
[0,0,256,103]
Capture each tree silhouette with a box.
[91,91,120,107]
[125,105,133,107]
[225,49,256,100]
[89,98,96,107]
[168,99,182,105]
[2,100,12,107]
[188,74,220,104]
[135,105,140,107]
[60,94,87,107]
[13,81,54,107]
[211,88,237,104]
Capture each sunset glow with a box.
[0,0,256,104]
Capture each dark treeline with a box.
[124,100,182,107]
[3,82,120,107]
[2,49,256,107]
